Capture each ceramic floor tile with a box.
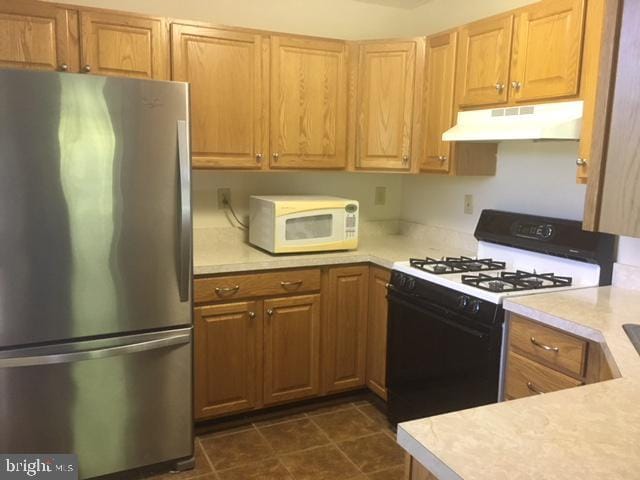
[367,465,405,480]
[200,428,274,471]
[337,433,405,474]
[149,441,214,480]
[279,445,360,480]
[258,418,330,454]
[198,424,255,441]
[311,408,381,442]
[253,412,308,428]
[216,459,293,480]
[305,402,356,417]
[357,405,394,431]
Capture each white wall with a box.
[46,0,534,39]
[193,171,403,229]
[401,142,587,233]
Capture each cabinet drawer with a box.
[510,315,588,377]
[506,351,583,399]
[194,268,321,303]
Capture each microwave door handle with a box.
[388,291,488,340]
[177,120,191,302]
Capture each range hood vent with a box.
[442,101,584,142]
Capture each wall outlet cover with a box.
[464,194,474,215]
[217,188,231,209]
[374,186,387,206]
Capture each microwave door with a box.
[277,209,344,247]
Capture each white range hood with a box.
[442,100,584,142]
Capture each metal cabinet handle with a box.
[438,155,448,162]
[59,63,69,72]
[82,64,91,73]
[177,120,191,302]
[248,311,256,320]
[256,153,263,162]
[272,153,280,161]
[215,285,240,296]
[402,155,409,163]
[267,309,274,316]
[526,381,545,395]
[495,83,505,93]
[530,336,559,352]
[511,81,522,91]
[280,280,303,288]
[576,158,587,166]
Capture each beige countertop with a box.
[193,228,473,275]
[397,286,640,479]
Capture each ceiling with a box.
[352,0,435,9]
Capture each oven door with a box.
[386,290,502,425]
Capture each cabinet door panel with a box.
[366,266,390,399]
[356,41,418,170]
[194,301,262,419]
[270,36,347,169]
[422,32,457,173]
[511,0,586,103]
[172,25,267,169]
[457,15,514,107]
[324,266,369,393]
[264,294,321,404]
[0,1,77,72]
[80,11,168,79]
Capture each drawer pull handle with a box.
[280,280,303,288]
[526,381,545,395]
[214,285,240,295]
[248,311,256,320]
[530,337,559,352]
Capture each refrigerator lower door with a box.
[0,328,193,479]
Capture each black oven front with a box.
[386,273,503,426]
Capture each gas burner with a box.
[461,270,572,293]
[409,256,506,275]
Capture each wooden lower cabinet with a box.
[323,266,369,393]
[263,294,321,405]
[406,455,437,480]
[194,301,262,420]
[366,266,391,399]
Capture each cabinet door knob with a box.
[511,81,522,91]
[266,309,274,317]
[402,155,409,163]
[59,63,69,72]
[256,153,263,162]
[82,64,91,73]
[495,83,505,93]
[248,311,256,319]
[272,153,279,161]
[576,158,587,166]
[439,155,447,162]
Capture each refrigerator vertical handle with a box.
[177,120,191,302]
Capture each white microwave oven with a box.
[249,195,359,254]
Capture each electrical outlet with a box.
[374,186,387,206]
[217,188,231,209]
[464,194,474,215]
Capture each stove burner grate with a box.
[409,256,506,275]
[461,270,573,293]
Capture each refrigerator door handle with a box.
[0,332,191,368]
[177,119,191,302]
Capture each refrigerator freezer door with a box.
[0,70,192,347]
[0,328,193,479]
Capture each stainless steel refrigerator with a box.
[0,69,193,479]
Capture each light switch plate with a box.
[464,194,474,215]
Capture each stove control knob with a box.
[470,300,482,314]
[406,278,416,291]
[398,275,407,288]
[458,295,470,309]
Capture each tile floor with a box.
[150,400,404,480]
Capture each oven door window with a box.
[285,214,333,240]
[387,292,501,424]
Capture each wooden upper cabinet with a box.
[510,0,586,103]
[457,15,514,107]
[270,36,347,169]
[366,266,390,400]
[0,0,78,72]
[422,31,457,173]
[263,294,321,405]
[194,301,262,420]
[324,266,369,394]
[355,40,422,171]
[171,25,268,169]
[79,10,168,79]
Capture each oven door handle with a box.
[388,291,488,340]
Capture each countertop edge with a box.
[397,428,463,480]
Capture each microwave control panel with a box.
[345,203,358,238]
